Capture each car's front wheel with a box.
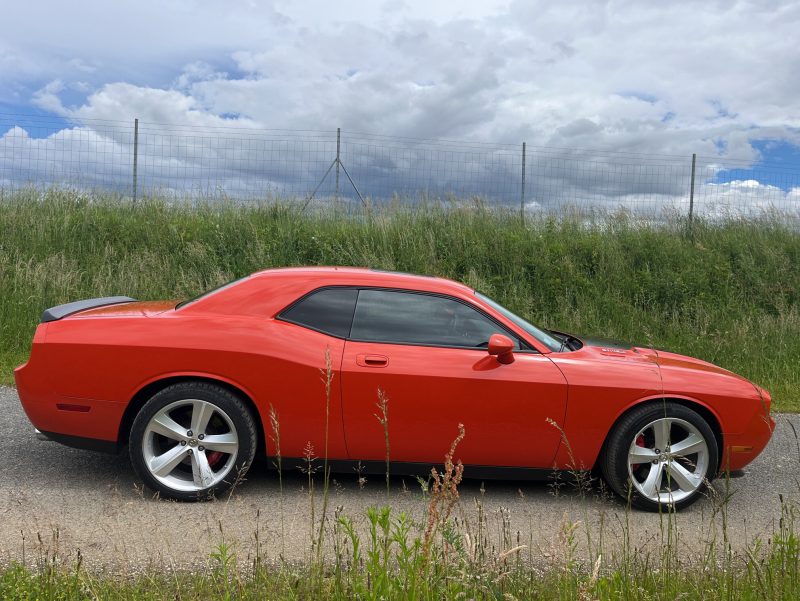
[601,402,718,511]
[129,382,257,501]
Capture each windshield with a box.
[475,292,562,352]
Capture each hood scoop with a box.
[598,346,629,357]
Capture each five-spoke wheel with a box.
[601,402,718,511]
[130,382,256,501]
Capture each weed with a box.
[315,346,334,564]
[423,422,465,561]
[375,387,391,494]
[268,403,285,557]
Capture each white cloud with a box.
[697,179,800,219]
[0,125,130,190]
[3,1,797,149]
[0,0,800,138]
[1,0,799,208]
[31,80,66,114]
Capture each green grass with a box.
[2,188,799,410]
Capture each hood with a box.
[571,333,749,381]
[553,332,761,406]
[575,336,755,386]
[652,348,749,381]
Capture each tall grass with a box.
[1,188,799,410]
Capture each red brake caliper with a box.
[632,434,646,470]
[207,451,224,467]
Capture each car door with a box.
[340,289,568,468]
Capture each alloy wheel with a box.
[627,416,709,504]
[141,398,239,493]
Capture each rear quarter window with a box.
[278,288,358,338]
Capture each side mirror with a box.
[488,333,515,364]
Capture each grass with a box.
[4,512,799,601]
[1,188,799,412]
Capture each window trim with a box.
[277,285,539,353]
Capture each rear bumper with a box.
[15,349,124,452]
[35,429,120,454]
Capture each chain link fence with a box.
[1,113,799,220]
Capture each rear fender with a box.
[118,371,264,449]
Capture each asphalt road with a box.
[1,385,798,571]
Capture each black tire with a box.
[129,382,257,501]
[600,402,718,512]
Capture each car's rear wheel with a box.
[129,382,257,501]
[601,402,718,511]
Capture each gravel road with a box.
[1,385,798,571]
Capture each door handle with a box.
[356,354,389,368]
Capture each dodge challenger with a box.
[15,267,775,510]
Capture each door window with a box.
[350,289,515,349]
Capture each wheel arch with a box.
[119,374,266,455]
[595,395,724,472]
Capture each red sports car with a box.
[15,267,774,510]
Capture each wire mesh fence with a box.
[1,113,799,221]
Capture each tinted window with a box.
[351,289,515,348]
[280,288,358,338]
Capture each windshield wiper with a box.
[550,330,572,353]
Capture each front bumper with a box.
[722,413,776,472]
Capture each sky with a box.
[1,0,799,211]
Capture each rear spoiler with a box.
[41,296,136,323]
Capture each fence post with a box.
[132,118,139,202]
[520,141,527,224]
[335,127,341,202]
[688,152,696,224]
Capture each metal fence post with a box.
[335,127,341,202]
[520,141,527,224]
[688,153,696,224]
[132,118,139,202]
[303,126,364,209]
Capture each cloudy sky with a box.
[1,0,799,209]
